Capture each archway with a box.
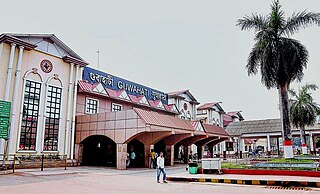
[81,135,116,167]
[127,139,145,168]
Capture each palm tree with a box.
[237,0,320,158]
[289,83,320,154]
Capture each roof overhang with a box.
[63,55,89,67]
[0,34,37,50]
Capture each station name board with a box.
[82,67,168,104]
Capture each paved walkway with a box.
[2,166,320,194]
[169,171,320,182]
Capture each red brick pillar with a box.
[144,145,151,168]
[165,145,175,166]
[116,143,127,170]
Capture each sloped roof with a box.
[167,89,199,104]
[134,108,194,131]
[226,118,320,136]
[7,33,84,60]
[0,34,37,50]
[226,119,281,136]
[197,102,218,110]
[202,123,229,137]
[78,80,178,114]
[227,111,244,121]
[197,102,225,113]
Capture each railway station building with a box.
[0,33,88,161]
[75,67,229,169]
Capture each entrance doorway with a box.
[81,135,116,167]
[127,139,145,167]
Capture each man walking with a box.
[156,152,167,183]
[149,149,156,169]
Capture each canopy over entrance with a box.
[75,108,229,169]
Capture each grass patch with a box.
[221,162,248,169]
[270,158,314,163]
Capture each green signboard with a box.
[0,100,11,139]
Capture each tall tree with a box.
[289,83,320,154]
[237,0,320,158]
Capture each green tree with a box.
[237,0,320,158]
[289,83,320,154]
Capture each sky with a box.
[1,0,320,120]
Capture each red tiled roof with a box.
[197,102,218,110]
[78,80,93,92]
[202,123,229,137]
[147,99,156,107]
[134,108,194,131]
[105,88,118,98]
[78,80,178,114]
[167,90,189,96]
[164,104,174,112]
[227,111,240,117]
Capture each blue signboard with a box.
[82,67,168,104]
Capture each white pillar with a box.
[7,46,24,156]
[310,133,314,152]
[267,135,271,152]
[240,138,245,151]
[70,65,80,159]
[0,43,16,160]
[64,63,74,157]
[222,141,226,152]
[4,43,16,100]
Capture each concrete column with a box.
[239,138,245,151]
[64,63,74,157]
[4,43,16,100]
[267,135,271,152]
[70,65,80,159]
[310,133,314,153]
[239,138,244,158]
[201,146,205,158]
[165,145,174,166]
[0,43,16,160]
[144,144,150,168]
[170,145,174,166]
[222,141,226,152]
[7,46,24,156]
[116,143,127,170]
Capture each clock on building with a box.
[40,59,53,73]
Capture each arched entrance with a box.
[81,135,116,167]
[154,140,166,155]
[127,139,145,168]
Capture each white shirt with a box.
[157,156,165,168]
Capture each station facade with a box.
[74,67,229,169]
[0,33,233,170]
[0,33,88,160]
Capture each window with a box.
[19,80,41,150]
[112,103,122,112]
[85,98,98,114]
[43,85,62,151]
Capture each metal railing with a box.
[1,153,68,173]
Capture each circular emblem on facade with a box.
[40,59,53,73]
[183,103,188,110]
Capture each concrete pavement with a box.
[2,166,320,193]
[167,171,320,188]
